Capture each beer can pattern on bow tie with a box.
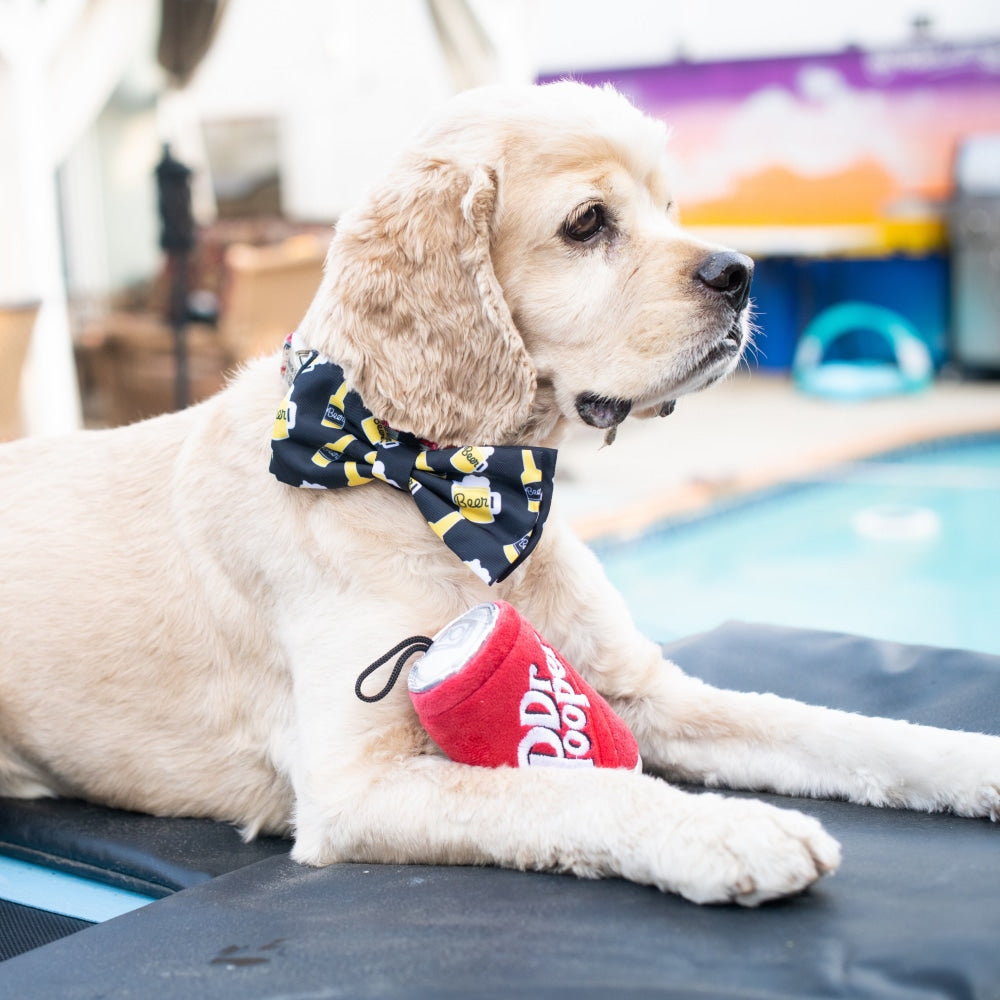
[408,601,640,771]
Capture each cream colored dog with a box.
[1,82,997,906]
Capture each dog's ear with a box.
[305,157,536,445]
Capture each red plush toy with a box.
[357,601,640,771]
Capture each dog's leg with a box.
[291,752,840,906]
[283,597,838,906]
[623,665,1000,821]
[503,523,1000,822]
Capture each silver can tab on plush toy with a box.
[408,603,499,694]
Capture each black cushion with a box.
[0,796,290,898]
[0,900,92,963]
[1,622,998,998]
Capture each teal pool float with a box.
[792,301,934,400]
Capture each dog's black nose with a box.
[696,252,754,312]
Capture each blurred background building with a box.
[2,0,999,436]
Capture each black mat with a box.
[0,900,92,963]
[0,622,997,998]
[0,797,290,898]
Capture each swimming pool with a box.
[595,433,1000,656]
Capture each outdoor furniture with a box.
[0,302,39,440]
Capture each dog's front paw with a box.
[662,796,841,907]
[981,784,1000,822]
[914,733,1000,821]
[957,740,1000,820]
[950,773,1000,821]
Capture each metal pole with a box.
[155,144,195,411]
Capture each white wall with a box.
[184,0,1000,223]
[0,61,32,307]
[186,0,481,220]
[0,0,161,433]
[531,0,1000,72]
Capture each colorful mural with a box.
[542,40,1000,253]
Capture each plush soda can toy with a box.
[358,601,640,771]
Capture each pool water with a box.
[595,434,1000,656]
[0,855,153,924]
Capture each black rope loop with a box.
[355,636,434,703]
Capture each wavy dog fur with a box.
[1,82,998,906]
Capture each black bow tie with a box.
[269,346,557,585]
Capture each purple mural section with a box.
[540,40,1000,102]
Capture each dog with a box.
[1,81,997,906]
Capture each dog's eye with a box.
[564,204,606,242]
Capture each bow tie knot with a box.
[269,337,557,585]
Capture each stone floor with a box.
[557,370,1000,540]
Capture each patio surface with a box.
[557,371,1000,541]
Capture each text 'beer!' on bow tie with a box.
[269,344,557,585]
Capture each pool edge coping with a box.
[572,413,1000,544]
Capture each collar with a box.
[270,332,558,585]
